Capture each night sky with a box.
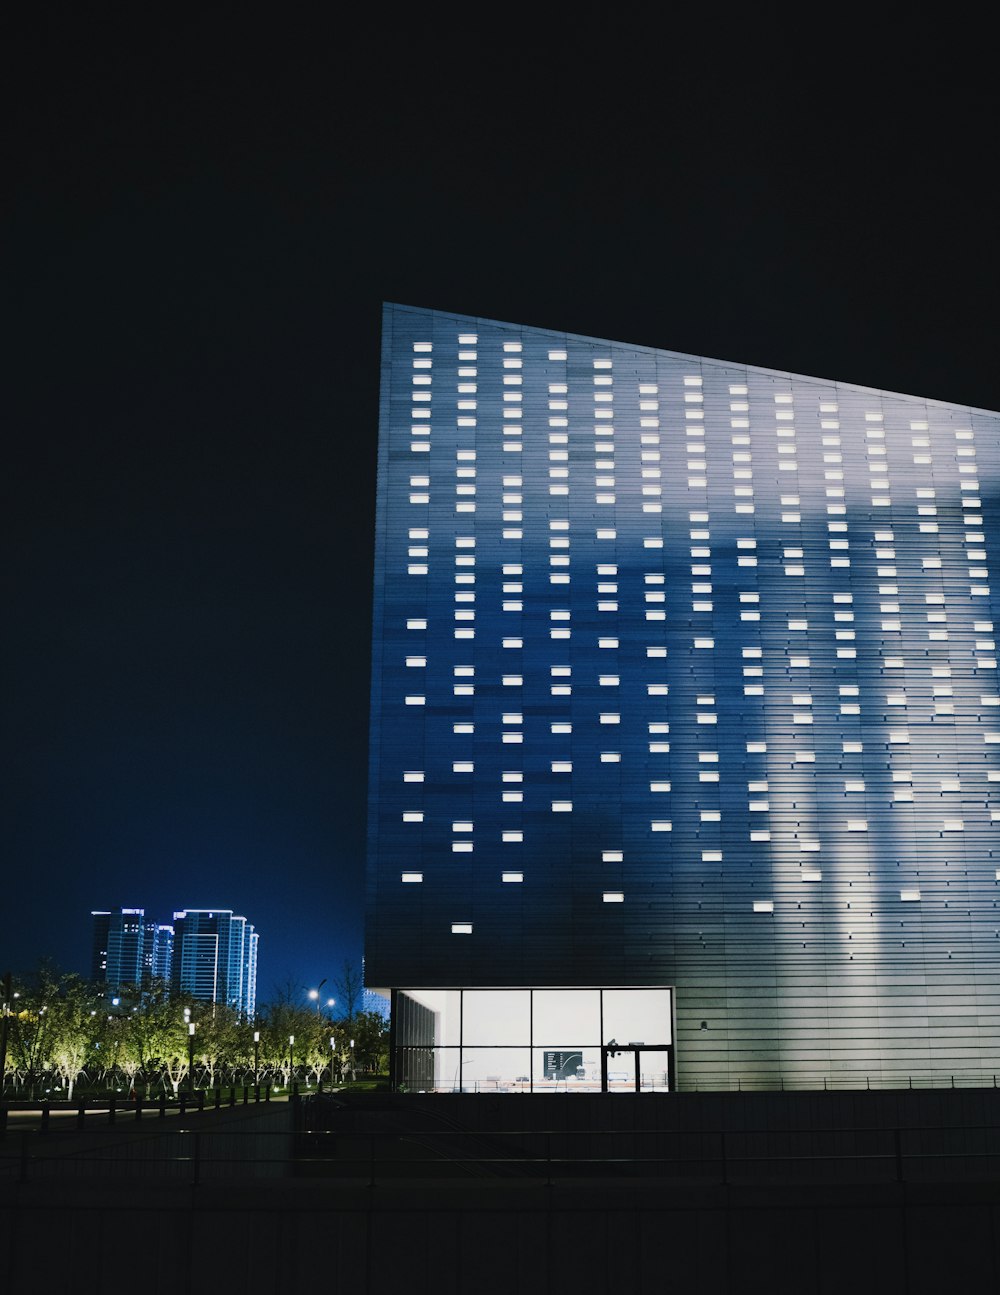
[5,12,998,998]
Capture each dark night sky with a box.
[4,11,998,998]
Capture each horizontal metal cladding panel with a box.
[366,302,1000,1084]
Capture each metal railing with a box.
[5,1120,1000,1187]
[0,1084,274,1136]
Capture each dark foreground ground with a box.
[3,1087,1000,1293]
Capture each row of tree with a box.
[1,964,389,1100]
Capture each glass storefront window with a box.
[531,990,601,1046]
[602,989,672,1046]
[532,1045,603,1091]
[461,990,530,1045]
[460,1047,531,1092]
[395,989,460,1047]
[392,988,672,1092]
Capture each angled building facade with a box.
[367,303,1000,1092]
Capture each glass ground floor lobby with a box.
[391,988,674,1093]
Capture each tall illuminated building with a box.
[366,304,1000,1092]
[90,908,145,988]
[143,921,174,986]
[171,909,258,1016]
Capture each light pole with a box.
[253,1029,260,1095]
[349,1037,355,1083]
[329,1035,336,1086]
[308,977,328,1014]
[187,1022,196,1095]
[288,1034,294,1088]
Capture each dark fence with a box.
[0,1084,273,1136]
[5,1118,1000,1188]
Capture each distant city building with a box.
[91,907,253,1011]
[171,909,258,1016]
[143,921,174,986]
[360,956,390,1020]
[362,986,390,1021]
[91,908,145,988]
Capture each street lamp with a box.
[253,1029,260,1094]
[307,978,328,1014]
[288,1034,295,1087]
[188,1022,196,1095]
[329,1035,336,1086]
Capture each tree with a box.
[120,981,173,1094]
[347,1011,390,1076]
[332,961,363,1021]
[300,1013,335,1085]
[256,989,316,1087]
[191,1004,241,1089]
[7,964,61,1098]
[157,1015,193,1096]
[46,974,93,1100]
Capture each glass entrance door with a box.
[601,1045,673,1092]
[638,1049,671,1092]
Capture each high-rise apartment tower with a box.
[90,908,145,988]
[171,909,258,1016]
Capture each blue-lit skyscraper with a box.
[367,304,1000,1092]
[172,909,258,1016]
[91,908,145,988]
[143,920,174,986]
